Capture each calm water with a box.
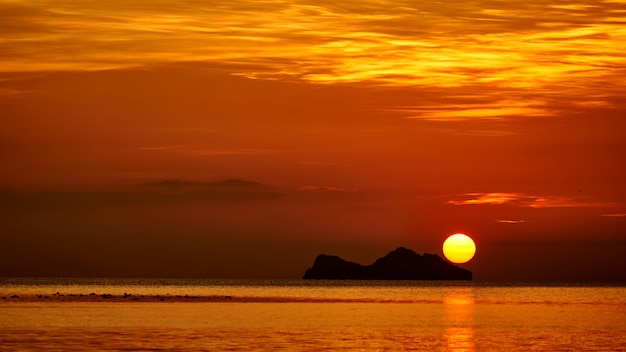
[1,278,625,351]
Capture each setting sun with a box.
[443,234,476,264]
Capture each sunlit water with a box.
[1,278,624,351]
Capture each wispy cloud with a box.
[0,87,23,96]
[383,99,555,121]
[448,192,621,208]
[448,193,523,205]
[297,160,348,167]
[1,0,625,120]
[496,219,526,224]
[0,179,280,212]
[300,185,355,192]
[138,145,278,156]
[151,127,219,134]
[426,128,515,137]
[601,213,626,217]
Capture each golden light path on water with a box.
[1,0,625,119]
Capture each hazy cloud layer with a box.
[0,179,281,212]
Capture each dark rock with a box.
[302,254,371,280]
[303,247,472,280]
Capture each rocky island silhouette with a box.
[303,247,472,280]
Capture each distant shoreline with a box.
[0,293,428,304]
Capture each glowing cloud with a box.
[496,219,526,224]
[447,193,524,205]
[448,193,621,208]
[1,0,625,120]
[382,99,555,121]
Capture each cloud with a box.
[526,196,620,209]
[297,160,347,167]
[141,178,263,189]
[496,219,526,224]
[1,0,624,120]
[448,192,620,208]
[388,100,555,121]
[300,185,354,192]
[0,179,280,212]
[0,87,23,96]
[151,127,220,134]
[601,213,626,217]
[447,193,524,205]
[427,128,515,137]
[138,145,278,156]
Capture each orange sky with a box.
[1,0,625,281]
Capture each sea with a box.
[0,278,624,351]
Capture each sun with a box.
[443,233,476,264]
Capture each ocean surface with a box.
[1,278,624,351]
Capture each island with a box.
[303,247,472,280]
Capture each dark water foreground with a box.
[1,278,625,351]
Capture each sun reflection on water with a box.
[444,287,476,352]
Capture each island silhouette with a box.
[303,247,472,280]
